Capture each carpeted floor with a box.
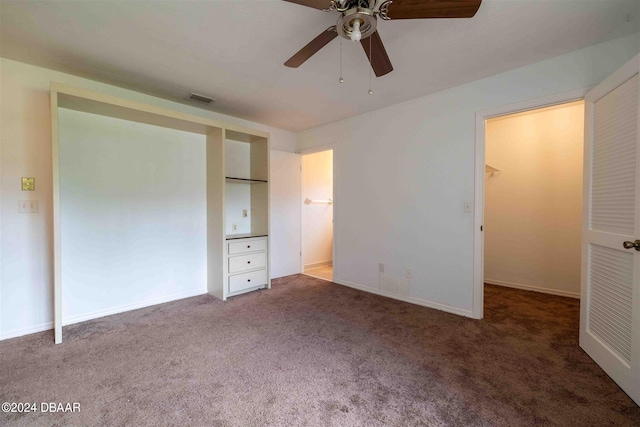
[1,276,639,426]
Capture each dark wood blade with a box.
[285,27,338,68]
[386,0,482,19]
[282,0,334,11]
[361,31,393,77]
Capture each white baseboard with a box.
[62,288,207,326]
[0,321,54,341]
[0,288,207,341]
[485,278,580,299]
[334,279,474,318]
[304,260,332,270]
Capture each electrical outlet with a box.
[232,224,237,231]
[19,200,38,213]
[379,263,385,273]
[406,268,413,280]
[242,209,248,218]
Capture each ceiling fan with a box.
[283,0,482,77]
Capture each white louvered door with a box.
[581,55,640,406]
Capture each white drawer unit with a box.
[228,239,266,255]
[228,252,266,274]
[225,236,269,297]
[228,269,267,294]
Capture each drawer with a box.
[228,238,266,255]
[228,252,266,274]
[228,269,267,294]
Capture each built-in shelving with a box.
[223,130,269,298]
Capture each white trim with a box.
[304,260,333,270]
[334,279,474,318]
[62,289,206,326]
[0,289,206,341]
[485,278,580,299]
[1,322,54,341]
[473,87,589,320]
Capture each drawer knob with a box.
[247,279,251,282]
[247,261,251,264]
[247,245,251,248]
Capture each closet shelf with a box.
[485,165,501,177]
[225,177,268,184]
[226,233,268,240]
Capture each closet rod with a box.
[305,198,333,204]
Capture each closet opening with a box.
[482,100,585,310]
[301,149,334,282]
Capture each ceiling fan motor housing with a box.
[336,7,377,41]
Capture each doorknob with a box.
[622,240,640,251]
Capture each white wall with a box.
[302,150,333,268]
[298,34,639,316]
[484,102,584,298]
[59,109,207,322]
[0,58,297,340]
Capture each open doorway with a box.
[484,100,584,298]
[472,89,586,319]
[301,149,334,281]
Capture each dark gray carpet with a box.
[1,276,638,426]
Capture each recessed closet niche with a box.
[51,83,270,343]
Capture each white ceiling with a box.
[1,0,638,132]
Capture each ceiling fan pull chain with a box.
[368,34,373,95]
[339,38,344,83]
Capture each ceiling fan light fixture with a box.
[350,19,362,42]
[336,7,376,41]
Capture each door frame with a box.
[298,145,336,281]
[472,88,589,319]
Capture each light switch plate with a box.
[19,200,38,213]
[242,209,248,218]
[22,177,35,191]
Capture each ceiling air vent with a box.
[187,92,216,104]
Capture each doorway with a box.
[484,100,584,298]
[473,89,587,318]
[301,149,334,281]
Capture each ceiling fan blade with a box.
[282,0,334,11]
[285,27,338,68]
[385,0,482,19]
[361,31,393,77]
